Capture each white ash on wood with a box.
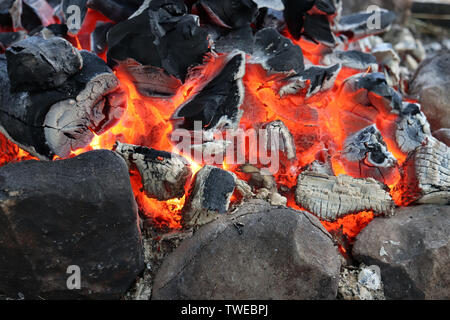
[295,171,394,221]
[114,142,193,201]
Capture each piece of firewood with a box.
[114,142,193,201]
[262,120,296,160]
[295,171,394,221]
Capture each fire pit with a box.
[0,0,449,301]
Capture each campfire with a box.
[0,0,449,301]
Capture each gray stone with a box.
[152,200,341,300]
[353,205,450,300]
[0,150,144,299]
[409,53,450,131]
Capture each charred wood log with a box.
[282,0,315,40]
[114,142,193,201]
[172,50,246,132]
[91,21,114,55]
[303,13,337,47]
[0,47,125,160]
[194,0,258,29]
[182,165,237,228]
[262,120,296,160]
[87,0,142,22]
[322,50,378,72]
[279,63,341,98]
[394,137,450,205]
[342,125,398,184]
[5,36,83,92]
[295,171,394,221]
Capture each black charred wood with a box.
[87,0,142,22]
[303,13,337,47]
[0,31,26,53]
[282,0,315,40]
[194,0,258,29]
[91,21,114,55]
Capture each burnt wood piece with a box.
[282,0,315,40]
[182,165,237,228]
[194,0,258,29]
[253,0,284,11]
[0,49,125,160]
[395,102,431,154]
[395,137,450,205]
[0,31,26,52]
[279,63,341,98]
[62,0,88,35]
[213,25,255,54]
[0,150,144,299]
[342,125,398,184]
[91,21,114,55]
[295,171,394,222]
[336,9,396,40]
[0,0,46,31]
[252,28,304,74]
[107,5,209,96]
[303,13,337,47]
[172,51,246,132]
[23,0,56,26]
[114,142,193,201]
[6,36,83,92]
[263,120,296,160]
[29,23,69,39]
[314,0,338,15]
[322,50,378,71]
[87,0,143,22]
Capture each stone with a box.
[409,53,450,132]
[353,205,450,299]
[0,150,144,299]
[152,200,341,300]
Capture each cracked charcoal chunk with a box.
[172,51,245,131]
[303,13,337,47]
[6,36,83,92]
[295,171,394,221]
[114,142,192,201]
[336,9,396,40]
[279,63,341,98]
[107,5,210,87]
[282,0,315,40]
[252,28,304,74]
[322,50,378,71]
[195,0,258,29]
[314,0,338,15]
[182,165,237,228]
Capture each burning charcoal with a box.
[395,102,431,154]
[371,43,401,87]
[62,0,89,35]
[29,23,69,39]
[213,25,255,54]
[251,28,304,74]
[5,36,83,92]
[282,0,315,40]
[114,142,193,201]
[153,200,341,299]
[295,171,394,221]
[279,63,341,98]
[322,50,378,72]
[0,49,126,160]
[88,0,158,23]
[172,51,246,131]
[395,137,450,205]
[194,0,258,29]
[0,31,26,52]
[0,150,144,299]
[342,125,397,184]
[182,165,237,228]
[107,5,209,96]
[23,0,56,26]
[336,9,396,40]
[91,21,114,55]
[303,13,337,47]
[262,120,296,160]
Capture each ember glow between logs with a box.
[0,3,415,244]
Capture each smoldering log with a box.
[322,50,378,72]
[182,165,237,228]
[194,0,258,29]
[395,102,432,154]
[262,120,296,160]
[251,28,305,74]
[107,4,209,96]
[395,137,450,205]
[114,142,193,201]
[6,36,83,92]
[295,171,394,222]
[0,48,125,160]
[87,0,146,22]
[336,9,396,40]
[279,63,341,98]
[172,51,246,132]
[342,125,398,184]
